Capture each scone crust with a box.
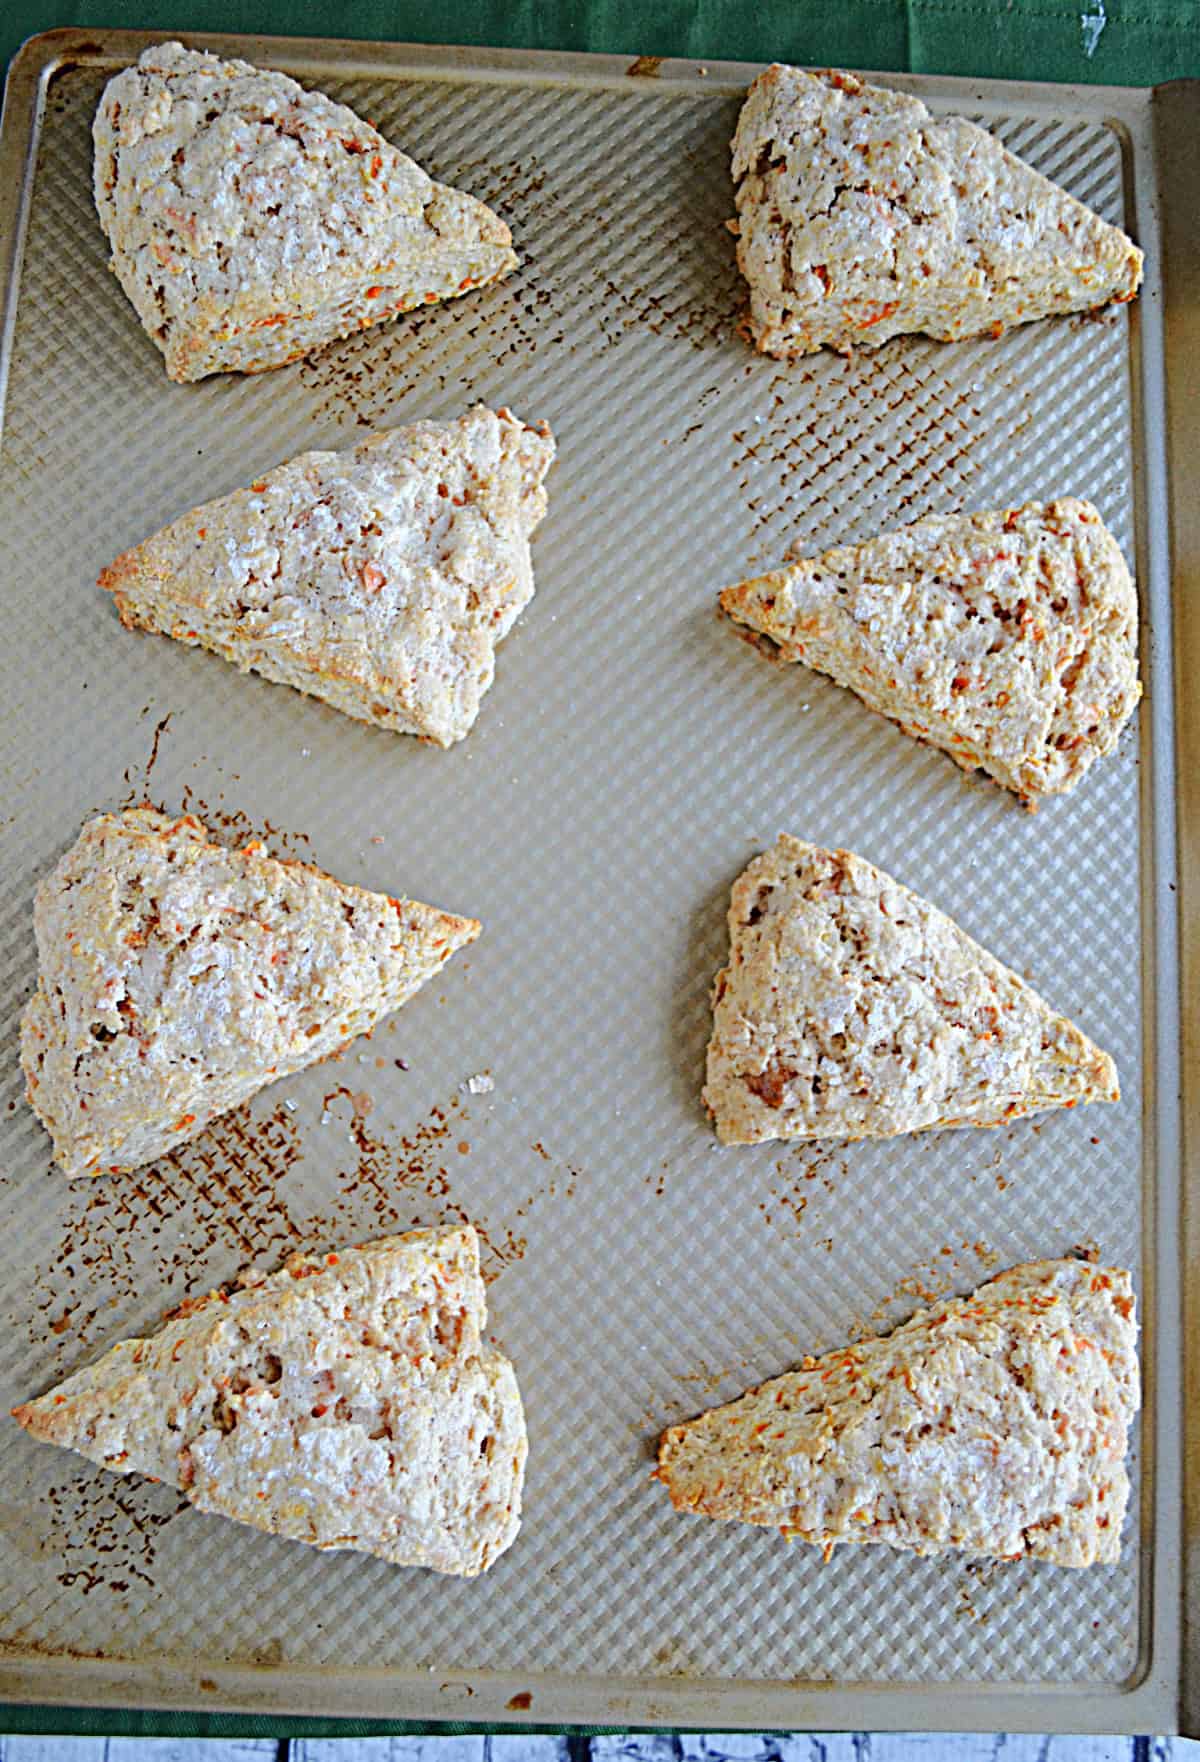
[21,808,479,1177]
[704,836,1118,1146]
[93,42,518,380]
[721,498,1141,803]
[99,405,556,747]
[730,64,1143,359]
[657,1257,1138,1568]
[15,1225,527,1576]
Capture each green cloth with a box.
[1,0,1197,1738]
[3,0,1200,89]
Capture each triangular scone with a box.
[14,1225,527,1577]
[656,1258,1138,1568]
[704,837,1117,1146]
[99,405,555,747]
[730,65,1143,359]
[721,499,1140,806]
[21,809,479,1177]
[93,42,518,381]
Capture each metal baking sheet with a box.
[0,28,1191,1735]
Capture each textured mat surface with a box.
[0,54,1146,1695]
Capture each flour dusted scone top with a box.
[14,1226,527,1576]
[704,837,1117,1146]
[21,809,479,1177]
[99,405,555,747]
[93,42,518,380]
[721,499,1140,805]
[656,1258,1138,1568]
[730,65,1143,359]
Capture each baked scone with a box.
[730,64,1143,359]
[21,809,479,1177]
[93,42,518,380]
[656,1258,1138,1568]
[720,499,1140,806]
[99,405,555,747]
[14,1225,527,1576]
[705,837,1117,1147]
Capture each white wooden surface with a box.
[0,1736,1192,1760]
